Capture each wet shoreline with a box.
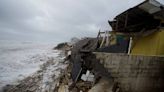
[1,51,68,92]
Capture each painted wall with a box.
[131,29,164,56]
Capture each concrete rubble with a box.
[2,0,164,91]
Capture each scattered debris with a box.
[81,70,94,82]
[88,78,113,92]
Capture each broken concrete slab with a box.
[88,78,113,92]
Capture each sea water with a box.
[0,40,59,89]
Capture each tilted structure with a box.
[98,0,164,56]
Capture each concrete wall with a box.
[94,52,164,92]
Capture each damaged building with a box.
[108,0,164,56]
[97,0,164,55]
[69,0,164,92]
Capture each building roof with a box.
[109,0,164,33]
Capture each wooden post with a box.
[128,37,132,55]
[97,30,100,39]
[116,17,119,31]
[105,31,109,46]
[125,12,128,28]
[100,31,107,48]
[97,30,101,48]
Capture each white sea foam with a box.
[0,41,59,89]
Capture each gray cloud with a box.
[1,0,162,43]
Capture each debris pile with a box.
[57,38,115,92]
[2,0,164,92]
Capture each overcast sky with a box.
[0,0,163,43]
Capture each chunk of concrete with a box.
[88,78,113,92]
[81,70,94,82]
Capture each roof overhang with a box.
[109,0,164,33]
[139,0,164,14]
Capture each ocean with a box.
[0,40,59,89]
